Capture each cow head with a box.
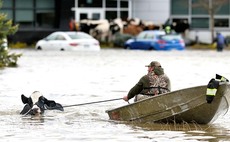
[20,91,64,116]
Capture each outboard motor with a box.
[206,74,229,103]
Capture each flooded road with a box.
[1,48,230,142]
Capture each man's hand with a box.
[123,96,129,101]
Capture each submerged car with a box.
[124,30,185,50]
[35,31,100,51]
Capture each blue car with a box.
[124,30,185,50]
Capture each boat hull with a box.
[106,83,230,124]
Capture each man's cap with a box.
[145,61,161,67]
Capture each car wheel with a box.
[37,46,42,50]
[150,46,156,50]
[124,45,130,49]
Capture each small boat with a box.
[106,82,230,124]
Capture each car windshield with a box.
[136,32,147,39]
[159,35,182,40]
[67,32,93,39]
[46,34,57,40]
[136,31,165,39]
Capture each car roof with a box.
[49,31,92,38]
[142,30,166,34]
[52,31,86,34]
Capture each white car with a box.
[35,31,101,51]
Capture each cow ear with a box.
[45,100,64,111]
[38,96,47,103]
[20,104,32,115]
[21,94,29,104]
[45,100,56,107]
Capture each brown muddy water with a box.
[0,48,230,142]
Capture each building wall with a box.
[170,0,230,43]
[132,0,170,24]
[1,0,75,44]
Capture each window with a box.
[106,0,117,8]
[2,0,13,8]
[171,0,188,15]
[56,35,66,40]
[36,0,54,8]
[36,12,55,28]
[16,0,33,8]
[160,35,182,40]
[92,13,100,20]
[120,11,128,20]
[192,0,209,15]
[15,10,34,28]
[215,1,229,15]
[104,0,129,20]
[146,33,154,39]
[214,19,229,27]
[191,18,209,28]
[137,32,146,39]
[15,0,33,27]
[106,11,117,20]
[80,13,88,20]
[15,10,33,22]
[35,0,55,28]
[120,0,129,8]
[47,34,58,40]
[78,0,102,8]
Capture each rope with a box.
[23,108,32,116]
[62,97,123,108]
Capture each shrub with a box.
[0,0,21,68]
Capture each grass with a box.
[188,43,230,50]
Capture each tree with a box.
[0,0,21,68]
[192,0,228,42]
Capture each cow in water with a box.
[20,91,64,116]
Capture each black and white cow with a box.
[20,91,64,116]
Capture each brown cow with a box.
[123,24,143,36]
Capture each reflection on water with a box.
[1,49,230,141]
[108,120,230,141]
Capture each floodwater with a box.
[1,48,230,142]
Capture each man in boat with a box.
[123,61,171,102]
